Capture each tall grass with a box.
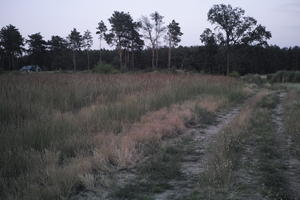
[189,91,268,200]
[191,91,293,200]
[284,88,300,158]
[0,73,246,199]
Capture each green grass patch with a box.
[193,106,216,125]
[92,63,120,74]
[258,92,279,109]
[251,110,290,200]
[112,143,185,199]
[284,89,300,159]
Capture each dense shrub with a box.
[228,71,240,78]
[92,63,120,74]
[241,74,266,85]
[268,71,300,83]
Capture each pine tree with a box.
[165,20,183,69]
[67,28,82,71]
[27,33,47,67]
[0,24,24,70]
[83,30,93,70]
[96,21,107,64]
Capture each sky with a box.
[0,0,300,49]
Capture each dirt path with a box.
[153,106,241,200]
[274,92,300,200]
[69,105,243,200]
[220,91,300,200]
[72,92,300,200]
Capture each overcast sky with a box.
[1,0,300,49]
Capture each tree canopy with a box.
[106,11,143,70]
[48,35,68,70]
[141,11,166,69]
[67,28,83,51]
[166,20,183,48]
[0,24,24,70]
[83,30,93,69]
[96,20,107,63]
[67,28,83,71]
[166,20,183,69]
[27,33,47,66]
[206,4,271,47]
[202,4,272,74]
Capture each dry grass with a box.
[284,88,300,157]
[193,90,293,200]
[0,73,246,199]
[204,90,268,189]
[92,95,228,170]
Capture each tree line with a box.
[0,4,299,75]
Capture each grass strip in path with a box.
[186,90,273,200]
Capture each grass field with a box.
[0,73,247,199]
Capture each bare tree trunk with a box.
[124,49,128,71]
[127,50,130,70]
[99,39,102,64]
[131,51,135,70]
[168,46,172,70]
[226,33,230,75]
[11,53,15,70]
[226,48,230,75]
[72,50,76,71]
[210,58,213,74]
[151,48,155,70]
[87,50,90,70]
[119,48,123,71]
[155,48,159,69]
[8,53,11,70]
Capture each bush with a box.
[228,71,240,78]
[292,71,300,82]
[193,106,216,125]
[92,63,120,74]
[268,71,300,83]
[242,74,266,85]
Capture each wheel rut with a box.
[153,106,241,200]
[274,92,300,200]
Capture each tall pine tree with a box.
[67,28,83,71]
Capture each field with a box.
[1,73,299,200]
[0,73,246,199]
